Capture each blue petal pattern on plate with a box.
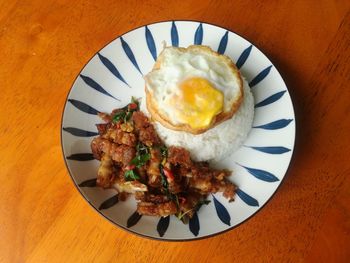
[157,216,170,237]
[80,74,119,101]
[171,21,179,47]
[248,146,291,154]
[99,194,119,210]
[63,127,98,137]
[253,119,293,130]
[189,212,200,236]
[212,195,231,226]
[145,26,157,60]
[236,188,259,206]
[249,65,272,87]
[255,90,286,108]
[127,211,142,228]
[194,23,203,45]
[217,31,228,54]
[239,165,279,182]
[120,37,142,75]
[68,99,100,115]
[236,45,253,69]
[97,53,131,88]
[66,153,94,161]
[78,178,97,187]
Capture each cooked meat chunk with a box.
[168,180,183,194]
[178,192,204,218]
[91,137,135,165]
[188,176,212,193]
[168,146,192,168]
[98,112,112,122]
[111,145,135,165]
[148,173,161,188]
[139,193,169,203]
[114,179,148,193]
[133,111,161,146]
[134,191,146,201]
[97,154,116,188]
[138,127,161,146]
[190,164,214,179]
[137,201,178,216]
[136,165,148,182]
[91,137,103,160]
[102,127,137,146]
[91,101,237,220]
[96,123,110,136]
[210,178,236,201]
[132,111,150,129]
[147,148,162,187]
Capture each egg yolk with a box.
[174,77,224,129]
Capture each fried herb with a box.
[195,199,211,209]
[159,165,170,195]
[160,145,168,158]
[159,164,178,204]
[112,111,126,123]
[124,111,133,122]
[124,169,140,181]
[136,142,149,155]
[129,142,151,168]
[131,153,150,168]
[113,98,139,123]
[177,199,211,221]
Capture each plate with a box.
[61,21,295,241]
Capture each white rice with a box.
[141,78,254,162]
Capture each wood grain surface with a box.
[1,1,349,262]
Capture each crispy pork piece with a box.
[147,148,162,187]
[168,146,192,168]
[102,127,137,147]
[91,102,238,221]
[97,112,112,122]
[137,201,178,217]
[96,154,115,188]
[178,192,204,219]
[96,123,110,136]
[132,111,161,146]
[91,137,135,165]
[210,178,236,201]
[114,179,148,194]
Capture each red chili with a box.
[178,197,186,204]
[125,164,135,170]
[163,167,174,181]
[128,103,138,110]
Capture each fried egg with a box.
[144,45,243,134]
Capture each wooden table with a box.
[1,1,349,262]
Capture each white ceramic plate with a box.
[61,21,295,241]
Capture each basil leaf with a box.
[131,153,150,168]
[177,199,210,221]
[159,164,178,204]
[195,199,211,211]
[113,111,126,122]
[159,165,168,189]
[160,146,168,158]
[124,170,140,181]
[124,111,133,122]
[136,142,149,155]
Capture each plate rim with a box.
[60,19,296,242]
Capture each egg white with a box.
[145,46,242,125]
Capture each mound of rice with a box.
[141,78,254,162]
